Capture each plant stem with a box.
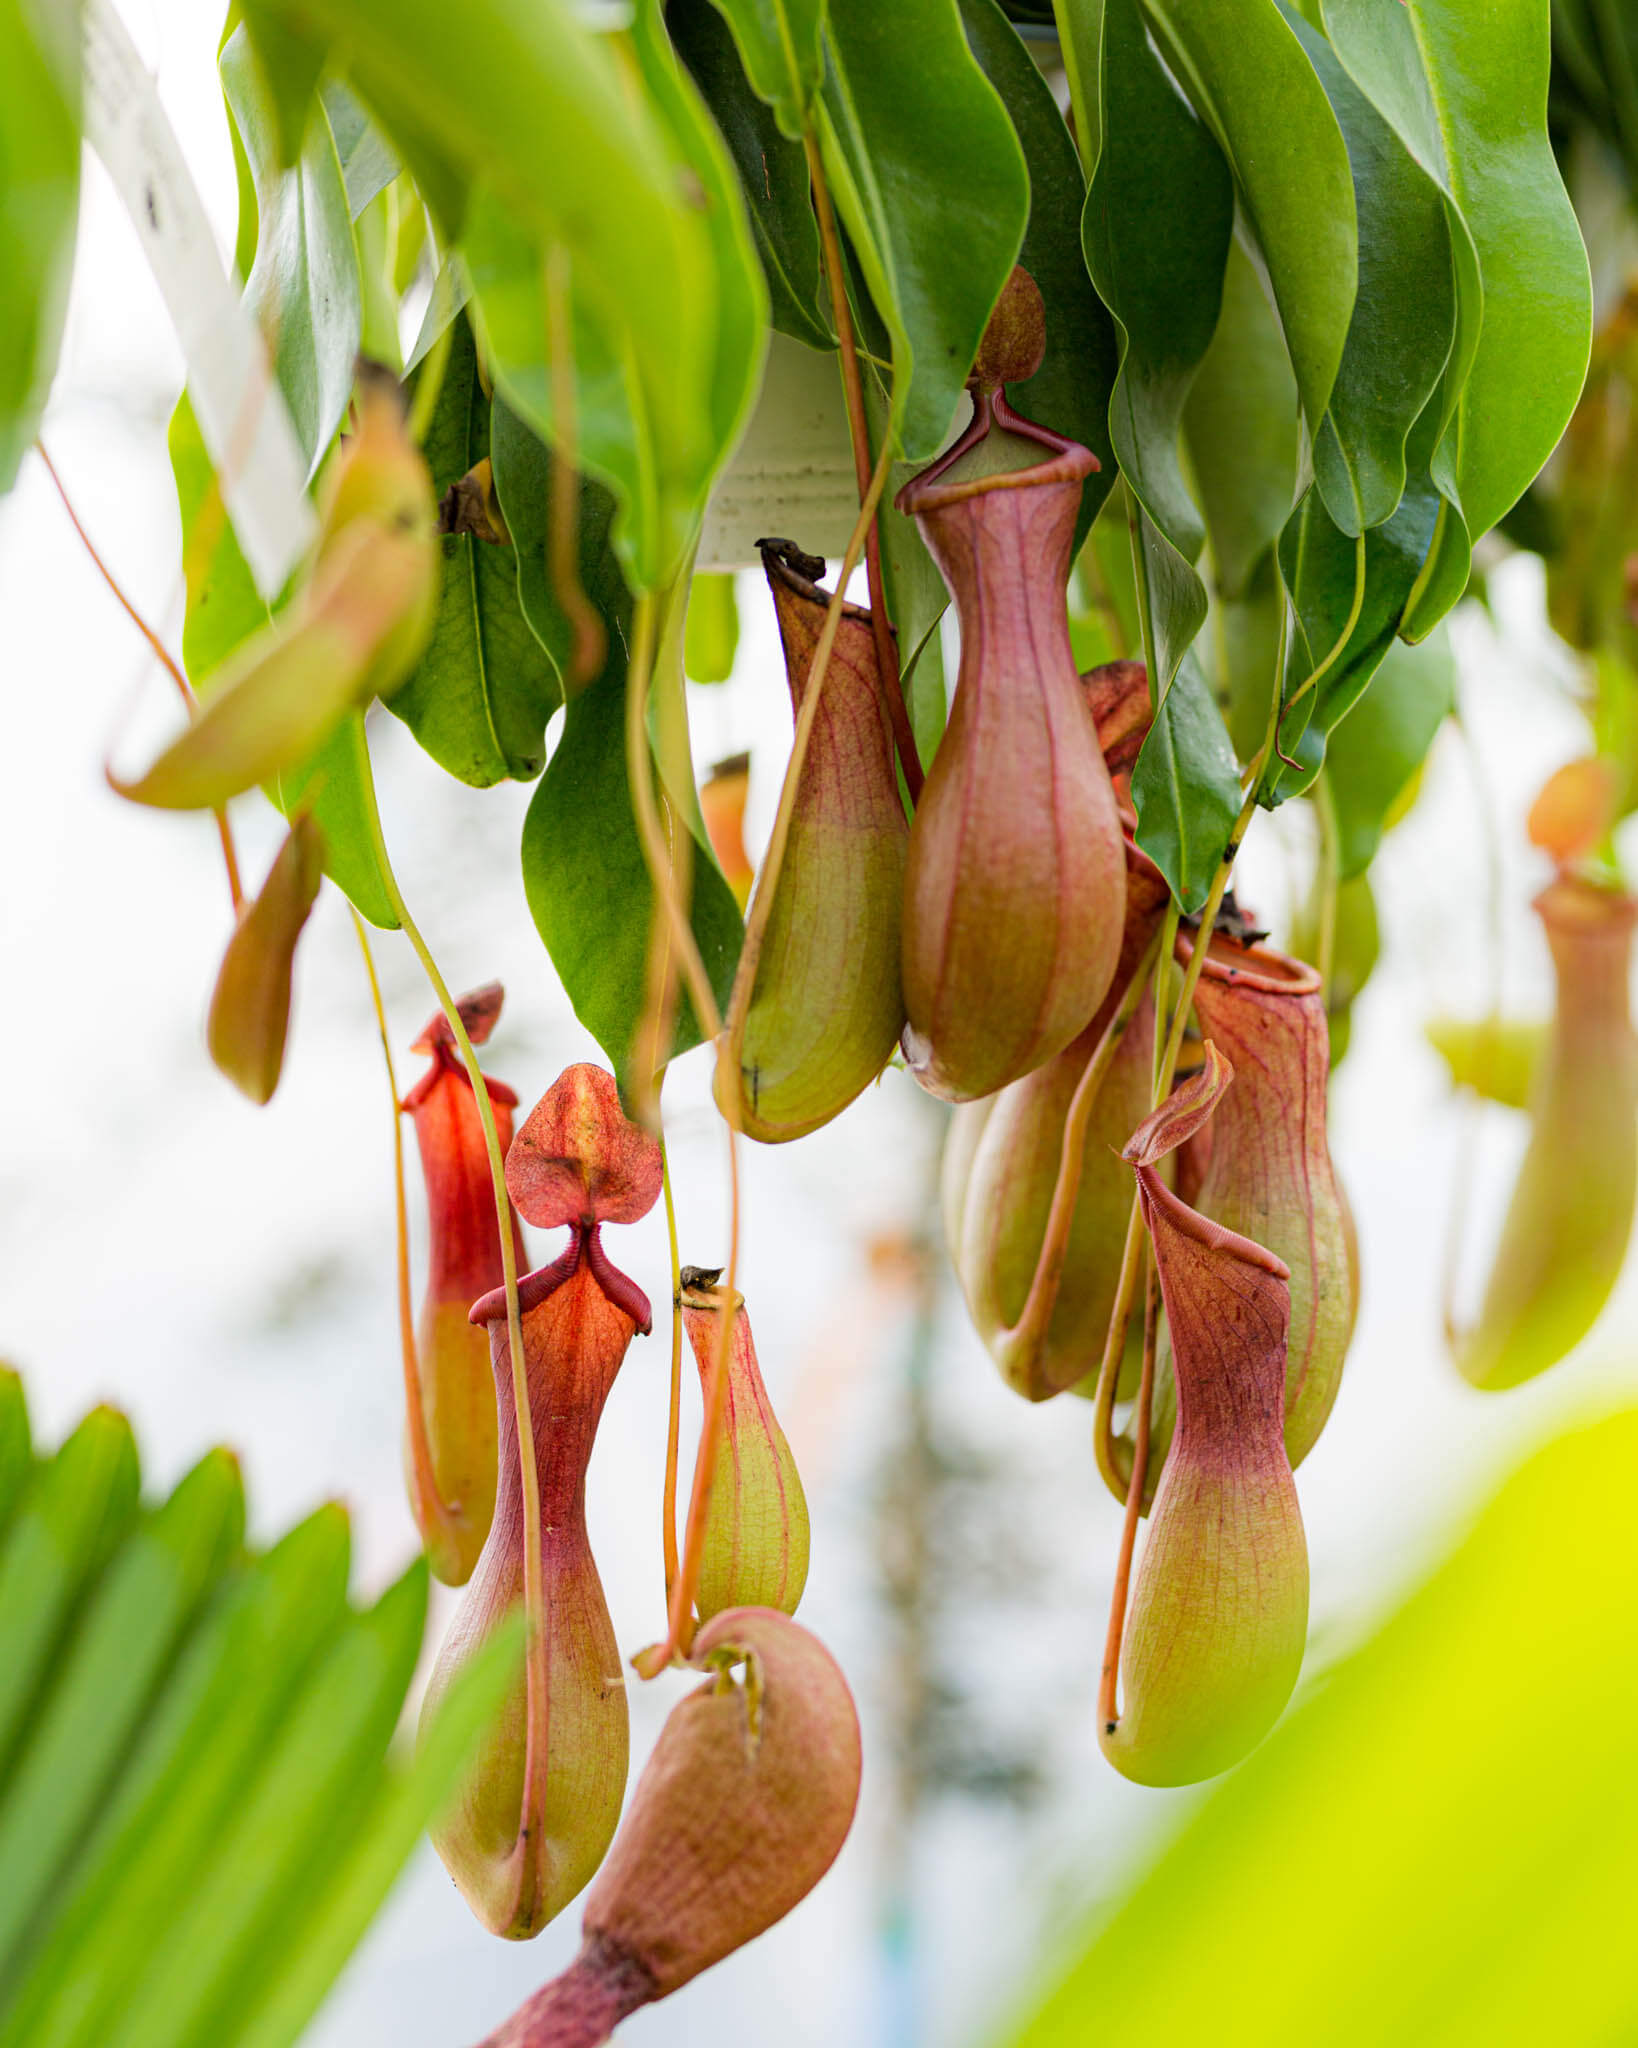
[802,128,924,803]
[1091,1198,1148,1499]
[660,1143,683,1607]
[37,440,243,912]
[624,590,723,1048]
[1313,770,1341,994]
[1004,929,1163,1374]
[352,737,544,1788]
[1099,1251,1159,1737]
[351,908,456,1549]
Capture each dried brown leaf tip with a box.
[1103,1047,1309,1787]
[897,294,1123,1101]
[206,812,324,1105]
[715,542,908,1141]
[679,1274,809,1618]
[424,1064,661,1939]
[399,983,524,1586]
[477,1610,861,2048]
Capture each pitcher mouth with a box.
[1175,925,1324,1000]
[895,386,1099,517]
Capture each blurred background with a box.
[3,5,1636,2044]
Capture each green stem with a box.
[353,737,544,1765]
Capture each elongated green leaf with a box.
[1325,626,1454,877]
[106,1565,428,2048]
[487,394,580,681]
[0,1369,31,1538]
[250,0,737,587]
[1324,0,1590,636]
[685,572,741,683]
[818,0,1029,459]
[389,313,560,787]
[1129,648,1241,910]
[672,0,832,350]
[319,79,400,219]
[221,24,362,479]
[0,0,79,494]
[960,0,1119,542]
[0,1452,244,1983]
[1003,1408,1638,2047]
[1272,454,1440,800]
[703,0,824,140]
[1182,237,1299,602]
[274,711,400,931]
[169,392,278,687]
[236,11,325,171]
[1141,0,1357,438]
[1281,6,1454,536]
[226,1614,523,2048]
[1084,0,1232,691]
[0,1506,352,2048]
[521,538,743,1084]
[0,1408,140,1790]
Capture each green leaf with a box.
[103,1564,428,2048]
[684,572,741,682]
[671,0,832,350]
[1001,1408,1638,2047]
[226,1613,524,2048]
[1182,236,1299,602]
[1141,0,1357,440]
[0,1451,245,1984]
[0,1369,32,1539]
[1323,0,1591,635]
[0,1505,352,2048]
[0,0,79,494]
[0,1407,140,1792]
[702,0,824,140]
[1271,455,1440,800]
[252,0,744,587]
[1083,0,1232,691]
[168,391,277,687]
[389,312,560,787]
[1130,648,1242,910]
[487,394,578,681]
[220,24,363,479]
[959,0,1120,543]
[818,0,1030,459]
[319,79,400,218]
[1281,6,1454,537]
[236,11,326,170]
[274,711,400,931]
[1325,626,1455,877]
[521,543,743,1084]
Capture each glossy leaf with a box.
[671,0,832,350]
[487,394,579,684]
[0,0,79,494]
[818,0,1029,459]
[1141,0,1356,439]
[0,1370,28,1539]
[1181,238,1299,603]
[1282,6,1454,536]
[1271,461,1441,800]
[1129,648,1241,911]
[169,390,277,688]
[274,713,400,931]
[319,79,400,218]
[249,0,738,588]
[959,0,1120,543]
[389,313,560,787]
[703,0,824,140]
[1083,0,1232,692]
[1323,0,1591,637]
[1324,626,1455,877]
[521,541,743,1085]
[220,24,363,479]
[1003,1409,1638,2047]
[684,572,741,683]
